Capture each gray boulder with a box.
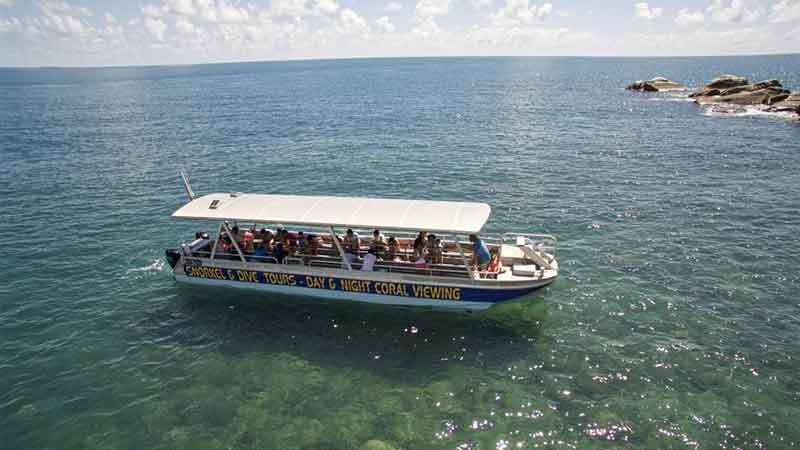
[765,93,800,114]
[765,93,790,105]
[705,74,749,90]
[689,74,749,98]
[693,78,789,105]
[626,77,686,92]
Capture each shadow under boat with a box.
[137,283,552,381]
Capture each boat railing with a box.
[501,233,558,259]
[183,249,472,279]
[180,230,557,274]
[308,259,472,279]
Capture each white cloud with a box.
[634,25,785,54]
[144,17,167,41]
[271,0,340,18]
[466,23,591,50]
[336,8,368,35]
[375,15,395,32]
[34,1,92,36]
[675,8,704,26]
[216,0,250,23]
[165,0,196,16]
[142,4,166,18]
[634,2,663,20]
[415,0,450,19]
[315,0,340,15]
[0,0,15,7]
[175,17,196,34]
[769,0,800,23]
[788,24,800,39]
[471,0,492,9]
[0,17,21,32]
[706,0,761,23]
[491,0,553,25]
[4,0,799,66]
[270,0,306,18]
[38,1,92,17]
[385,1,403,12]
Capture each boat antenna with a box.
[180,170,196,201]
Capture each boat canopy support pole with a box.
[454,235,476,282]
[330,225,352,271]
[180,170,196,200]
[210,222,222,262]
[223,221,247,264]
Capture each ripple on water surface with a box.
[1,56,800,450]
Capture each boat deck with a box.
[181,231,557,283]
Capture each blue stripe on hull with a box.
[178,265,551,307]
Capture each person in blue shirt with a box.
[469,234,491,271]
[252,241,269,260]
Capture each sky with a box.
[0,0,798,66]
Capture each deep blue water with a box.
[1,56,799,450]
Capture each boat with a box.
[165,173,558,311]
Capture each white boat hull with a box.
[171,257,556,311]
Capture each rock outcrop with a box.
[626,73,799,119]
[687,75,748,98]
[766,93,800,114]
[691,77,791,106]
[626,77,686,92]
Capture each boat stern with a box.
[165,248,181,269]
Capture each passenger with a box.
[369,229,386,258]
[274,226,286,245]
[286,237,297,256]
[469,234,492,272]
[343,228,361,257]
[413,231,428,259]
[191,231,211,253]
[414,254,427,269]
[231,225,243,246]
[386,237,402,261]
[296,231,307,254]
[486,248,504,277]
[361,248,378,272]
[341,236,357,268]
[431,237,444,265]
[243,229,255,253]
[307,234,320,256]
[426,234,443,265]
[252,241,269,260]
[258,228,272,243]
[218,235,233,254]
[272,242,287,263]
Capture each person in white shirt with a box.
[361,249,378,272]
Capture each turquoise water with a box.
[1,56,799,449]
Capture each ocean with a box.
[1,55,799,449]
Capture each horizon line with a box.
[2,52,799,70]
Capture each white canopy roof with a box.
[172,193,491,234]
